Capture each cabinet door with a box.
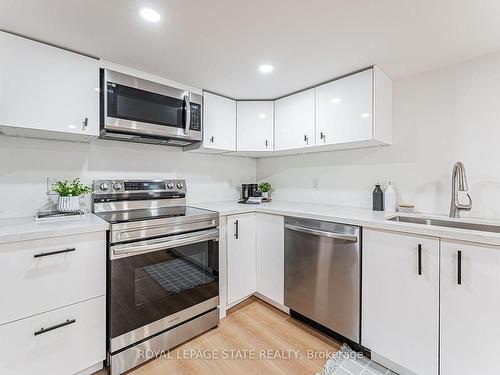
[315,69,372,145]
[362,229,439,375]
[256,213,284,305]
[202,92,236,151]
[275,89,315,150]
[237,101,274,151]
[441,240,500,375]
[227,214,256,305]
[0,31,99,136]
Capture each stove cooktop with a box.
[94,206,216,225]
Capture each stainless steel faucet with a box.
[449,161,472,218]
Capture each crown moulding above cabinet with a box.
[187,66,393,158]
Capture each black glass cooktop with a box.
[94,206,215,224]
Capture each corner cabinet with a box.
[440,239,500,375]
[236,101,274,152]
[200,92,236,152]
[315,67,392,149]
[362,228,439,375]
[226,213,256,305]
[275,89,315,151]
[0,31,99,141]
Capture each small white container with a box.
[384,181,397,212]
[57,196,80,212]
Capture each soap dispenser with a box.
[384,181,397,212]
[373,183,384,211]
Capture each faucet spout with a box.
[449,161,472,218]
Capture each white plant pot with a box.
[261,191,269,200]
[58,196,80,212]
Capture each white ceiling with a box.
[2,0,500,99]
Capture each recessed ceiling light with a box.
[330,97,341,104]
[361,113,371,119]
[258,114,266,119]
[259,64,274,74]
[140,8,161,22]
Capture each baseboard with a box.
[253,293,290,314]
[370,352,417,375]
[75,361,104,375]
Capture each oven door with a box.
[101,69,202,141]
[108,228,219,353]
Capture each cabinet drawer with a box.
[0,232,105,325]
[0,296,105,375]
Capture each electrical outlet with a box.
[312,178,320,190]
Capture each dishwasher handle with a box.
[285,223,358,242]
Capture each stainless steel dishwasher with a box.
[284,216,361,343]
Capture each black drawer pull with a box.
[234,220,239,239]
[34,248,76,258]
[418,244,422,276]
[458,250,462,285]
[34,319,76,336]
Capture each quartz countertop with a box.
[191,200,500,246]
[0,213,109,244]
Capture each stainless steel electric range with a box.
[92,179,219,375]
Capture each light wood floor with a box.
[96,297,341,375]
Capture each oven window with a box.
[109,238,218,339]
[107,82,184,128]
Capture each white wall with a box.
[0,137,255,219]
[257,51,500,220]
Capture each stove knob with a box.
[176,182,183,189]
[100,182,110,191]
[113,182,122,190]
[167,182,174,189]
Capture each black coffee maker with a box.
[240,183,259,201]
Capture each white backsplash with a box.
[0,137,256,219]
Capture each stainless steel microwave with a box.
[99,69,202,146]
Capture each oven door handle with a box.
[111,228,218,259]
[183,92,191,134]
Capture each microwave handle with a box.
[183,92,191,134]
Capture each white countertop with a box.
[192,200,500,246]
[0,213,109,244]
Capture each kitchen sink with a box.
[387,215,500,233]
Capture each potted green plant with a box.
[52,178,92,212]
[257,182,272,201]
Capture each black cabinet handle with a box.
[458,250,462,285]
[34,248,76,258]
[34,319,76,336]
[265,140,268,148]
[210,136,215,143]
[418,244,422,275]
[82,117,88,129]
[234,220,239,239]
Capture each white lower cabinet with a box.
[362,228,439,375]
[0,296,105,375]
[255,213,284,305]
[0,232,106,325]
[440,239,500,375]
[227,213,256,305]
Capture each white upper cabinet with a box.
[316,69,373,145]
[202,92,236,152]
[275,89,315,150]
[316,67,392,147]
[0,31,99,140]
[237,101,274,151]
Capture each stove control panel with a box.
[93,179,187,194]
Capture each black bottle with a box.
[373,183,384,211]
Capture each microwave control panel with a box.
[189,103,201,131]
